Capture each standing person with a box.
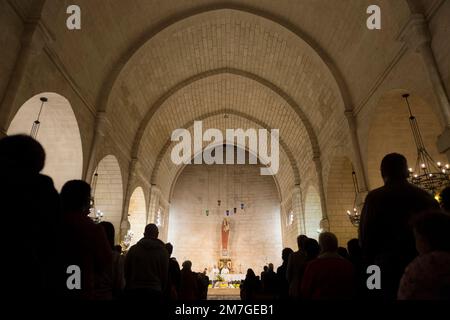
[179,261,198,300]
[165,243,181,300]
[263,263,277,298]
[60,180,112,300]
[286,235,308,299]
[301,232,355,300]
[0,135,61,299]
[276,248,293,300]
[124,224,169,301]
[240,269,261,301]
[197,269,210,300]
[359,153,439,300]
[347,238,366,299]
[211,265,220,288]
[97,221,125,299]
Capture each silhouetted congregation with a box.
[1,135,449,301]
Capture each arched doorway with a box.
[303,186,322,239]
[127,187,147,246]
[7,92,83,190]
[92,155,123,241]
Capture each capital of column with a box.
[397,14,430,52]
[94,112,111,137]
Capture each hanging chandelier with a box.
[30,97,47,138]
[402,94,450,198]
[346,169,361,227]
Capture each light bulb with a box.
[408,168,413,172]
[421,163,426,168]
[437,162,442,167]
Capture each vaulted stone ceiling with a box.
[5,0,445,199]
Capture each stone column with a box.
[292,184,305,235]
[0,0,51,136]
[398,14,450,160]
[147,184,162,225]
[119,157,138,241]
[345,110,369,192]
[313,156,329,224]
[84,112,110,182]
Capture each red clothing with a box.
[62,212,112,299]
[301,254,355,300]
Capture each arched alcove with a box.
[367,90,442,190]
[127,187,147,246]
[7,92,83,190]
[168,154,282,273]
[92,155,124,240]
[303,186,322,239]
[326,156,357,246]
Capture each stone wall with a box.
[168,163,283,273]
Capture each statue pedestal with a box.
[218,257,232,272]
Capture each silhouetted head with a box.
[297,234,308,251]
[268,263,274,271]
[99,221,115,249]
[144,223,159,239]
[337,247,349,259]
[304,238,320,259]
[60,180,91,215]
[347,238,362,258]
[440,186,450,213]
[263,266,268,272]
[165,242,173,256]
[0,134,45,174]
[319,232,338,254]
[182,260,192,271]
[413,211,450,255]
[246,268,256,278]
[380,153,409,184]
[281,247,294,262]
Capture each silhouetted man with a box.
[124,224,169,301]
[286,234,308,298]
[165,242,181,300]
[60,180,112,300]
[276,247,293,300]
[0,135,61,299]
[301,232,355,300]
[359,153,439,300]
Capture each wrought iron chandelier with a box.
[402,94,450,198]
[347,169,361,227]
[30,97,47,138]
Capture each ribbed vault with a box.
[104,9,346,197]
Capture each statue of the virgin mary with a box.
[221,218,230,255]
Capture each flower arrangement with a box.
[216,274,225,282]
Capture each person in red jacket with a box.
[301,232,355,300]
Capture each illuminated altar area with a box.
[167,161,283,276]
